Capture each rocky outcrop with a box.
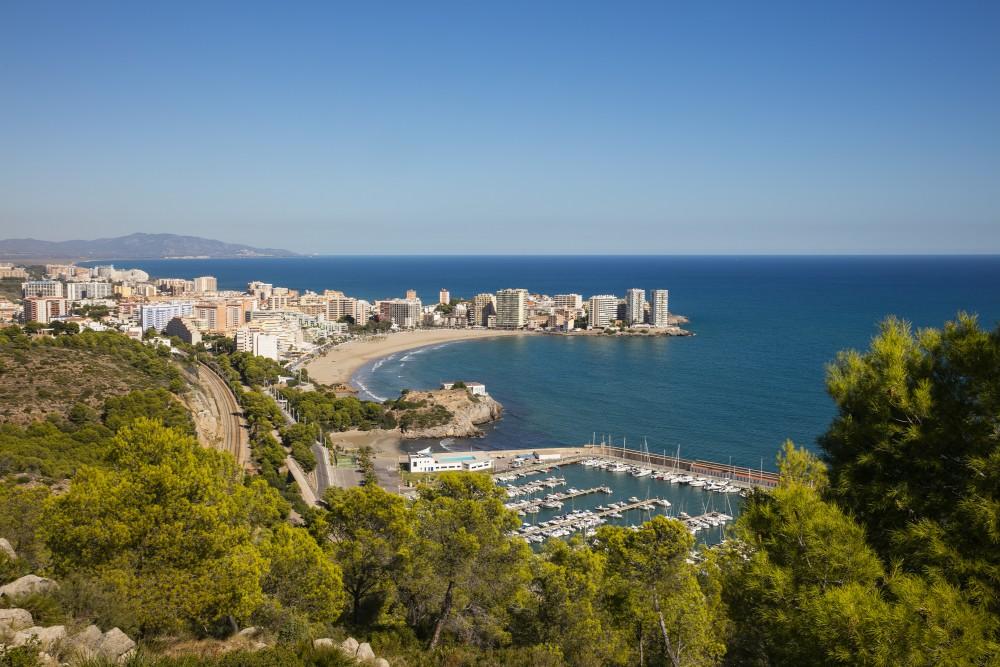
[313,635,391,664]
[0,575,58,598]
[0,538,15,560]
[393,388,503,439]
[12,625,66,652]
[0,608,32,633]
[95,627,136,662]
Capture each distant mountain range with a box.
[0,233,298,260]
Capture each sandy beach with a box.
[305,328,530,387]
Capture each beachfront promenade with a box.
[489,444,779,488]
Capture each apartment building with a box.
[588,295,618,329]
[193,276,218,293]
[378,298,422,328]
[495,288,528,329]
[65,281,113,301]
[140,301,194,332]
[22,280,64,298]
[24,297,69,324]
[625,288,645,325]
[650,289,670,327]
[469,293,497,327]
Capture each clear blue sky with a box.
[1,1,998,254]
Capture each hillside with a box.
[0,232,297,260]
[0,329,186,425]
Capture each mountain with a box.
[0,233,298,259]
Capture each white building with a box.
[140,301,194,332]
[65,281,113,301]
[553,294,583,310]
[440,381,488,396]
[588,295,618,329]
[495,288,528,329]
[193,276,218,293]
[625,288,645,325]
[407,452,494,473]
[378,298,422,328]
[22,280,64,298]
[650,289,669,327]
[252,333,279,360]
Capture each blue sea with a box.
[99,256,1000,471]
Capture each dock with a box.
[506,485,613,512]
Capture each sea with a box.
[99,256,1000,471]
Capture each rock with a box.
[67,625,104,659]
[237,626,259,638]
[13,625,66,651]
[340,637,360,655]
[251,641,268,651]
[0,537,15,560]
[375,659,390,667]
[0,608,33,632]
[394,389,504,439]
[356,642,376,661]
[313,637,335,649]
[0,575,59,598]
[36,652,59,667]
[96,627,136,661]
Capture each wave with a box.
[352,378,387,403]
[439,438,456,450]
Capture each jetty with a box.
[505,485,613,512]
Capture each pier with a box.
[506,485,613,511]
[518,498,661,536]
[489,444,779,489]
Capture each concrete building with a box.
[252,333,279,360]
[588,295,618,329]
[21,280,63,298]
[193,276,218,293]
[470,293,497,327]
[24,297,69,324]
[378,298,422,328]
[65,281,113,301]
[439,288,450,305]
[407,452,494,473]
[650,289,670,327]
[164,316,203,345]
[406,289,418,301]
[440,381,488,396]
[495,288,528,329]
[0,264,29,279]
[194,300,246,333]
[553,294,583,310]
[140,301,194,332]
[626,288,645,325]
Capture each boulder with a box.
[356,642,376,661]
[0,537,15,560]
[340,637,360,655]
[96,627,136,662]
[313,637,335,649]
[13,625,66,651]
[0,608,33,632]
[0,575,58,598]
[67,624,103,659]
[375,659,390,667]
[36,652,59,667]
[236,626,259,638]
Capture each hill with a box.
[0,232,298,260]
[0,329,186,426]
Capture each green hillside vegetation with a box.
[0,314,998,665]
[0,327,186,425]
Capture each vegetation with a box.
[1,314,999,665]
[280,387,396,432]
[0,327,186,425]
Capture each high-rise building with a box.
[470,293,497,327]
[193,276,218,293]
[21,280,63,298]
[65,281,113,301]
[24,297,69,324]
[406,289,418,301]
[140,302,194,332]
[625,288,645,325]
[553,294,583,310]
[588,295,618,329]
[439,289,450,305]
[650,289,669,327]
[379,299,422,328]
[495,289,528,329]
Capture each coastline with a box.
[304,328,531,388]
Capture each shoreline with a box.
[305,328,532,389]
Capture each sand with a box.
[304,328,530,387]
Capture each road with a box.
[197,362,250,469]
[312,441,334,497]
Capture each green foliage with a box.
[39,419,286,636]
[103,388,195,435]
[822,314,1000,608]
[259,523,345,621]
[396,405,452,432]
[324,484,412,626]
[281,387,395,432]
[0,643,39,667]
[227,351,286,386]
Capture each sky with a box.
[1,1,999,254]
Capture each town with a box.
[2,261,687,364]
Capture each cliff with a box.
[386,388,503,439]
